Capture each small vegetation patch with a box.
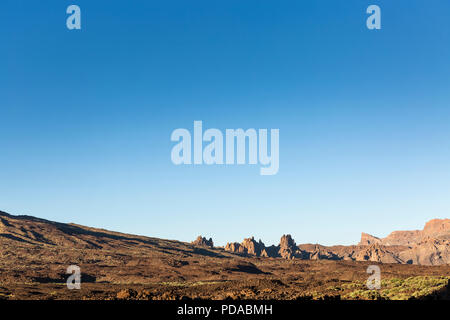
[340,276,449,300]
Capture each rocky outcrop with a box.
[242,237,266,256]
[359,232,382,245]
[399,239,450,265]
[192,236,214,247]
[357,219,450,265]
[359,219,450,246]
[222,219,449,265]
[382,230,422,246]
[353,243,404,264]
[423,219,450,240]
[225,235,303,259]
[359,230,421,246]
[225,237,265,256]
[308,245,341,261]
[278,234,301,259]
[224,242,241,253]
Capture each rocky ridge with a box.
[221,219,449,265]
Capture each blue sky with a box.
[1,0,449,246]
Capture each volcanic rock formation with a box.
[224,237,266,256]
[223,219,449,265]
[278,234,301,259]
[358,219,449,246]
[192,236,214,247]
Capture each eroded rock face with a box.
[359,230,421,246]
[225,237,265,256]
[382,231,422,246]
[353,244,404,264]
[192,236,214,247]
[359,233,382,245]
[225,242,241,253]
[279,234,295,250]
[359,219,450,247]
[225,235,304,259]
[356,219,450,265]
[222,219,449,265]
[307,245,341,261]
[423,219,450,240]
[241,237,266,256]
[278,234,300,259]
[399,239,450,266]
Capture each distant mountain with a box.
[358,219,450,265]
[359,219,450,246]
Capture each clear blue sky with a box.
[1,1,449,246]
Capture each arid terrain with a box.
[0,210,448,300]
